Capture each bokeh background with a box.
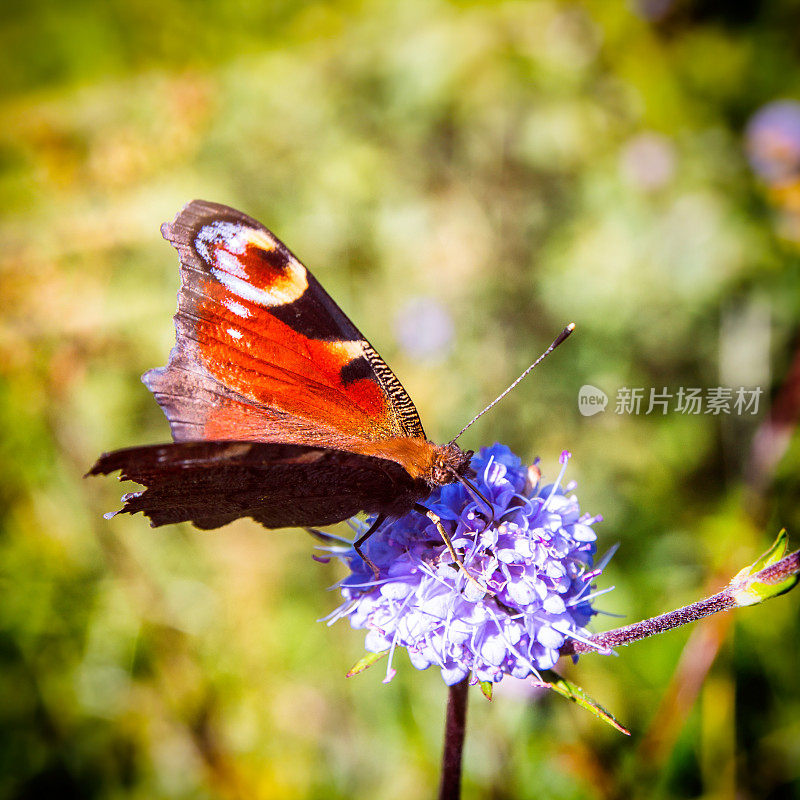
[2,1,800,798]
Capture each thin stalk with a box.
[561,549,800,656]
[438,677,470,800]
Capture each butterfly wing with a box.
[90,200,452,533]
[89,441,430,530]
[147,200,426,452]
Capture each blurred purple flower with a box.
[324,444,609,686]
[394,297,454,360]
[629,0,674,22]
[746,100,800,183]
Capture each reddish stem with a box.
[561,549,799,656]
[438,677,470,800]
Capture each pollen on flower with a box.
[322,443,610,686]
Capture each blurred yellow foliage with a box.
[1,1,799,798]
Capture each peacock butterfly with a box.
[89,200,573,574]
[89,200,478,570]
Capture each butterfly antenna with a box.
[449,322,576,444]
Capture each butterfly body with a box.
[90,200,472,538]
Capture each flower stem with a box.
[439,677,470,800]
[561,549,800,656]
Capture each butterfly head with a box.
[429,442,473,488]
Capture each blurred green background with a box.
[2,0,800,798]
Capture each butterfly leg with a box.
[353,514,387,579]
[448,469,496,528]
[414,505,488,597]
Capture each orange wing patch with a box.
[193,274,391,437]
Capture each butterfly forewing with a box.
[147,200,425,448]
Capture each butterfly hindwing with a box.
[88,441,430,530]
[147,200,425,449]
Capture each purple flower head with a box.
[746,100,800,183]
[324,444,609,686]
